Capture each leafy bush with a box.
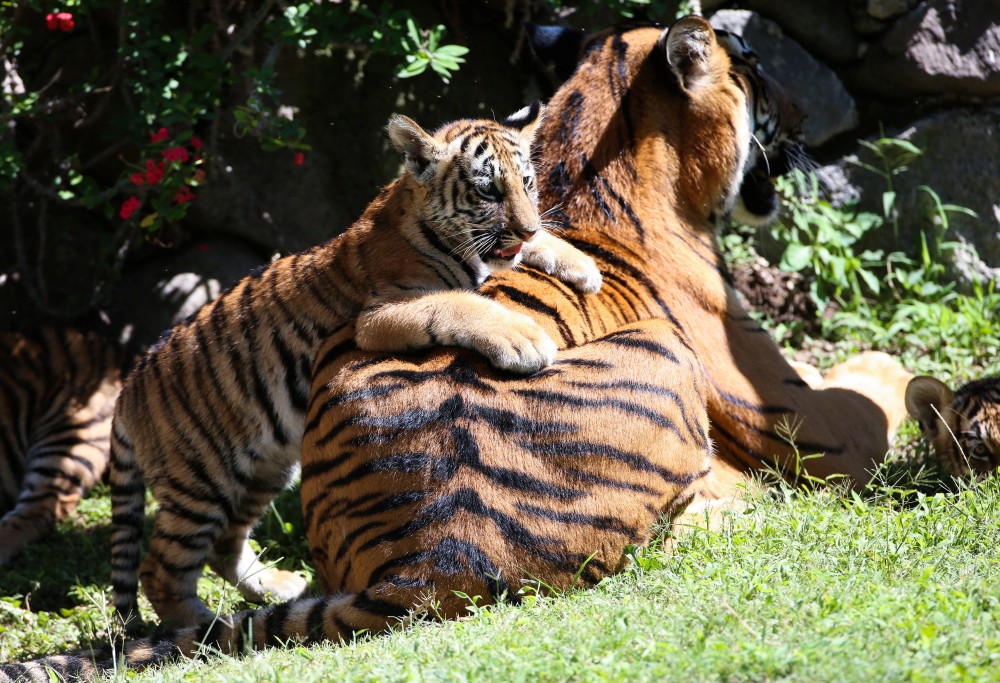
[744,134,998,378]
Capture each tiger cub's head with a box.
[906,375,1000,477]
[387,103,545,275]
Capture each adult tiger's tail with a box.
[0,591,424,681]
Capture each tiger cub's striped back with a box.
[109,103,602,629]
[906,375,1000,476]
[0,327,121,564]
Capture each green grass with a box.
[4,462,1000,681]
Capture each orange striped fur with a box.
[0,327,121,564]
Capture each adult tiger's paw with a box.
[457,312,557,374]
[522,236,603,294]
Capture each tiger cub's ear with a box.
[905,376,955,437]
[502,100,545,144]
[661,16,721,96]
[388,115,445,180]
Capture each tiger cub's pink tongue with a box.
[493,243,522,258]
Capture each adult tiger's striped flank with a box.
[108,102,602,629]
[0,327,122,565]
[906,375,1000,477]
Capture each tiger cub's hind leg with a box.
[207,488,307,606]
[138,505,224,626]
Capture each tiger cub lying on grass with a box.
[906,375,999,477]
[108,101,602,629]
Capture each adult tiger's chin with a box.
[730,162,779,227]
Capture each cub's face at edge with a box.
[387,103,544,274]
[906,375,1000,477]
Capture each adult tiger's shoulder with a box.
[906,375,1000,476]
[0,326,122,564]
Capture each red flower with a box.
[197,243,209,252]
[46,12,74,32]
[190,136,203,150]
[192,169,206,184]
[163,146,189,162]
[146,161,165,184]
[150,128,169,143]
[174,186,196,203]
[293,152,304,165]
[130,173,144,186]
[119,196,141,219]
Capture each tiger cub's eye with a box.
[476,179,503,201]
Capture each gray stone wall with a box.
[711,0,999,285]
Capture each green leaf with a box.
[436,44,469,57]
[859,269,880,296]
[781,243,812,271]
[881,191,895,219]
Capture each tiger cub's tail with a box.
[0,591,427,682]
[108,418,147,629]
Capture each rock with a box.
[867,0,918,20]
[742,0,861,64]
[857,0,1000,98]
[710,10,859,147]
[111,236,267,353]
[816,108,1000,285]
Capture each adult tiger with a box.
[906,375,999,477]
[0,16,911,681]
[0,327,122,565]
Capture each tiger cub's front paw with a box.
[522,238,603,294]
[459,312,557,374]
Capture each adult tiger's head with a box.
[527,16,803,229]
[714,29,806,226]
[387,102,545,275]
[906,375,1000,477]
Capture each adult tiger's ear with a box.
[387,115,444,180]
[661,16,721,95]
[502,100,545,144]
[905,376,955,438]
[525,23,584,82]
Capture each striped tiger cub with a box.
[109,102,603,629]
[906,375,1000,476]
[0,327,122,564]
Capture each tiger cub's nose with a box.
[513,225,539,241]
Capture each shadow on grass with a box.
[0,519,119,611]
[0,484,310,613]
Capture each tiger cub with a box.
[109,101,603,629]
[906,375,1000,476]
[0,327,122,564]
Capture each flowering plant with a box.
[1,0,468,318]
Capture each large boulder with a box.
[817,107,1000,284]
[111,236,267,354]
[856,0,1000,98]
[741,0,861,64]
[710,10,859,147]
